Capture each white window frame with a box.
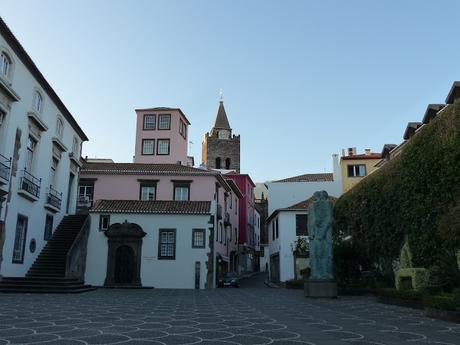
[26,136,37,172]
[143,114,156,130]
[142,139,155,155]
[0,51,11,79]
[32,90,43,113]
[56,117,64,139]
[140,185,156,201]
[158,114,171,130]
[157,139,170,155]
[99,215,110,231]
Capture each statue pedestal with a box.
[304,279,337,298]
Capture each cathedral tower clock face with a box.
[218,130,230,140]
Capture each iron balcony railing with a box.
[47,185,62,209]
[0,153,11,182]
[77,195,92,208]
[20,169,41,198]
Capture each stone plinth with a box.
[304,279,337,298]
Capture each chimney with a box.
[364,149,371,156]
[347,147,356,156]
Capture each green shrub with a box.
[334,101,460,290]
[285,279,304,289]
[423,294,459,311]
[377,288,424,301]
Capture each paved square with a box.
[0,279,458,345]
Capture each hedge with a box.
[334,100,460,288]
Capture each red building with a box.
[225,174,256,273]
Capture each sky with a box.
[2,1,460,182]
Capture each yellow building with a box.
[340,148,382,193]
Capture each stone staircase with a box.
[0,214,95,293]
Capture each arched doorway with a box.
[104,221,146,287]
[115,245,135,284]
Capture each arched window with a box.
[32,90,43,113]
[0,52,11,79]
[225,158,231,169]
[56,117,64,139]
[215,157,221,169]
[72,137,79,156]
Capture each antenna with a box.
[188,140,194,154]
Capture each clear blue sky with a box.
[2,1,460,182]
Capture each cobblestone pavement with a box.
[0,284,459,345]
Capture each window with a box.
[72,137,79,156]
[26,136,37,171]
[219,223,223,243]
[157,139,170,155]
[179,120,187,138]
[260,246,265,257]
[50,158,58,186]
[12,215,28,263]
[296,214,308,236]
[0,52,11,79]
[78,182,94,206]
[234,227,237,243]
[225,158,231,169]
[44,214,53,240]
[159,229,176,259]
[99,215,110,231]
[56,118,64,138]
[158,114,171,130]
[348,164,366,177]
[143,114,156,130]
[235,198,237,214]
[140,183,156,201]
[276,218,279,238]
[192,229,205,248]
[0,109,5,127]
[173,182,190,201]
[215,157,221,169]
[142,139,155,155]
[32,91,43,113]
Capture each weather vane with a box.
[219,88,223,101]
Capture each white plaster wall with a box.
[259,244,269,271]
[278,211,308,282]
[85,213,211,289]
[0,33,84,277]
[267,181,342,216]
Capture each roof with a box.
[445,81,460,104]
[381,144,397,157]
[90,200,211,215]
[135,107,191,125]
[81,162,219,176]
[213,101,231,129]
[341,153,382,160]
[0,18,88,141]
[403,122,423,140]
[225,173,256,187]
[224,178,243,198]
[273,173,334,183]
[422,104,445,124]
[266,195,337,223]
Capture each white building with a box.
[0,18,87,277]
[266,154,342,216]
[85,200,213,289]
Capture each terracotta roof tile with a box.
[81,162,218,176]
[90,200,211,215]
[274,173,334,183]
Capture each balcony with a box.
[44,185,62,212]
[0,153,11,185]
[18,169,41,201]
[77,195,92,210]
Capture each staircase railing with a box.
[65,215,90,280]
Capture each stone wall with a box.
[202,133,240,173]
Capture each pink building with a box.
[224,174,257,273]
[134,107,190,165]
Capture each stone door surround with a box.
[104,221,146,287]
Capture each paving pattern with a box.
[0,277,458,345]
